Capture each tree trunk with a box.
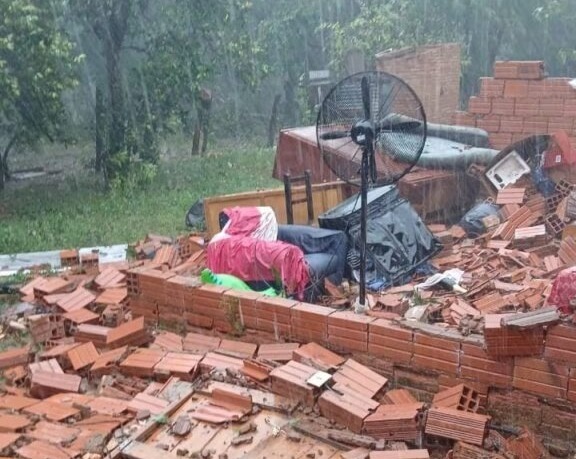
[267,94,282,148]
[0,158,4,191]
[0,134,18,190]
[95,85,106,172]
[106,40,125,160]
[192,88,212,156]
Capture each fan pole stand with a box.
[356,148,369,314]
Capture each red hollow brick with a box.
[368,343,412,365]
[539,100,563,117]
[504,80,529,98]
[479,77,505,97]
[476,115,501,133]
[491,98,516,116]
[468,97,492,115]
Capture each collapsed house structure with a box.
[1,55,576,458]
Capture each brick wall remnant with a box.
[454,60,576,150]
[375,43,461,124]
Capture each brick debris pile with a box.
[0,230,565,458]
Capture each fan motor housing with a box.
[350,120,374,147]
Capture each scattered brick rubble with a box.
[4,60,576,457]
[0,219,574,459]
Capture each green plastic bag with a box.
[200,268,278,296]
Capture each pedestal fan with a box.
[316,71,427,309]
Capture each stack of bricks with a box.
[412,332,460,376]
[327,310,375,353]
[512,357,569,399]
[484,314,545,358]
[290,302,335,343]
[245,296,296,341]
[453,60,576,150]
[368,319,414,365]
[192,284,232,333]
[128,267,174,325]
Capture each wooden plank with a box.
[203,182,346,236]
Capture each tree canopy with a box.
[1,0,575,189]
[0,0,80,188]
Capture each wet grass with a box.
[0,143,279,254]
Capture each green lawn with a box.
[0,144,279,254]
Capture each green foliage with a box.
[0,0,80,178]
[107,151,158,193]
[0,144,278,253]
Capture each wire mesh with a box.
[316,71,427,186]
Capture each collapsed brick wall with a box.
[453,61,576,150]
[375,43,461,124]
[128,268,576,445]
